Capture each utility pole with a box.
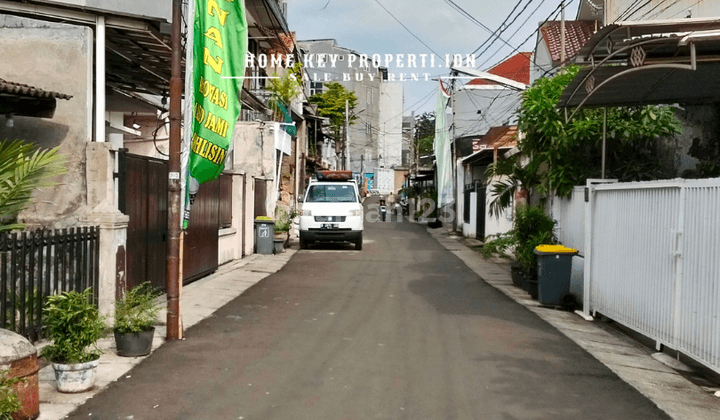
[410,111,415,174]
[560,0,566,65]
[451,73,458,233]
[345,99,349,171]
[167,0,183,340]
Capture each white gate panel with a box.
[590,186,679,344]
[678,184,720,371]
[586,178,720,374]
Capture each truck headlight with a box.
[349,209,362,217]
[302,209,312,216]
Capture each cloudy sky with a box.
[288,0,581,115]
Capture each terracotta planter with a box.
[114,328,155,357]
[52,359,99,393]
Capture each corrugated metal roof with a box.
[0,78,72,100]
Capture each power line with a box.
[614,0,646,22]
[372,0,442,60]
[472,0,549,59]
[440,0,516,51]
[480,0,564,72]
[475,0,554,69]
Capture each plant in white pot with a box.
[113,282,161,357]
[41,288,106,393]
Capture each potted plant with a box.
[41,288,106,393]
[113,282,162,357]
[273,208,296,251]
[481,204,556,298]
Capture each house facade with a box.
[0,0,312,318]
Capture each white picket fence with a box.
[582,177,720,374]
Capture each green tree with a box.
[414,112,435,156]
[486,65,683,211]
[308,82,358,142]
[267,62,303,112]
[0,139,65,232]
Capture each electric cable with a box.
[371,0,443,60]
[440,0,516,51]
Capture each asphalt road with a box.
[67,200,670,420]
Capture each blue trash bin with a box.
[534,245,578,306]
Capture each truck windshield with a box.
[306,184,357,203]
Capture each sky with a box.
[288,0,581,116]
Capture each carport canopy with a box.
[558,19,720,110]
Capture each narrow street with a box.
[66,204,670,420]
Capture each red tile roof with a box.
[0,78,72,100]
[467,52,531,87]
[539,20,596,64]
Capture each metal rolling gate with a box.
[584,178,720,373]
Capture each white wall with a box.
[378,83,404,168]
[484,175,514,239]
[604,0,719,23]
[454,86,523,139]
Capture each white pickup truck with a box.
[298,171,364,250]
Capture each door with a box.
[476,187,486,240]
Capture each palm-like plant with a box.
[0,139,65,232]
[484,155,540,217]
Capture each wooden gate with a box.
[118,151,168,291]
[118,151,222,289]
[476,186,486,240]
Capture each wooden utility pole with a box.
[167,0,183,340]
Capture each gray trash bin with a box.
[255,218,275,255]
[534,245,578,306]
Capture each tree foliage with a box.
[414,112,435,156]
[267,62,303,109]
[308,82,358,141]
[486,65,683,208]
[0,139,65,232]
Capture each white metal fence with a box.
[584,177,720,374]
[547,186,587,254]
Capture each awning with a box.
[558,19,720,109]
[0,77,72,118]
[0,1,175,97]
[462,125,518,166]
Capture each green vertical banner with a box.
[184,0,248,229]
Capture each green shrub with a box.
[41,289,106,364]
[481,204,556,277]
[274,208,297,233]
[114,282,162,334]
[0,372,22,420]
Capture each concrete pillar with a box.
[244,176,255,256]
[81,201,129,318]
[86,142,115,210]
